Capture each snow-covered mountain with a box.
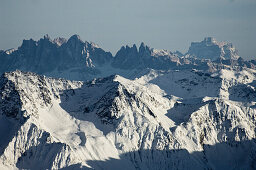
[0,35,256,169]
[0,69,256,169]
[1,35,255,81]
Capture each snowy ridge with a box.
[0,69,255,169]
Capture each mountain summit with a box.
[0,35,255,81]
[0,69,255,169]
[187,37,240,60]
[0,35,256,169]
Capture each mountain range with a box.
[0,35,256,170]
[1,35,255,81]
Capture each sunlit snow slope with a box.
[0,69,256,170]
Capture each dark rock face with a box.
[0,35,255,81]
[112,43,180,70]
[0,74,22,118]
[187,37,239,60]
[0,35,113,75]
[112,45,140,69]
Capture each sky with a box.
[0,0,256,59]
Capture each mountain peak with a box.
[140,42,145,48]
[188,37,239,60]
[67,34,84,44]
[139,42,150,54]
[20,38,37,50]
[132,44,137,50]
[43,34,51,40]
[203,37,217,44]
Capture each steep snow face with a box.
[137,68,256,100]
[0,71,122,169]
[137,69,222,99]
[187,37,240,60]
[0,71,174,169]
[0,70,256,170]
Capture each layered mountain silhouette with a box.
[0,35,255,81]
[0,35,256,169]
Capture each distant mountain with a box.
[112,42,180,70]
[0,35,256,169]
[0,35,113,80]
[187,37,240,60]
[0,35,255,81]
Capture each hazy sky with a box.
[0,0,256,59]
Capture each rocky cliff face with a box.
[1,35,256,170]
[0,35,255,82]
[112,42,180,70]
[187,37,240,60]
[0,70,255,169]
[0,35,113,80]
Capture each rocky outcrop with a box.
[112,42,180,70]
[0,36,255,82]
[0,35,113,78]
[187,37,240,60]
